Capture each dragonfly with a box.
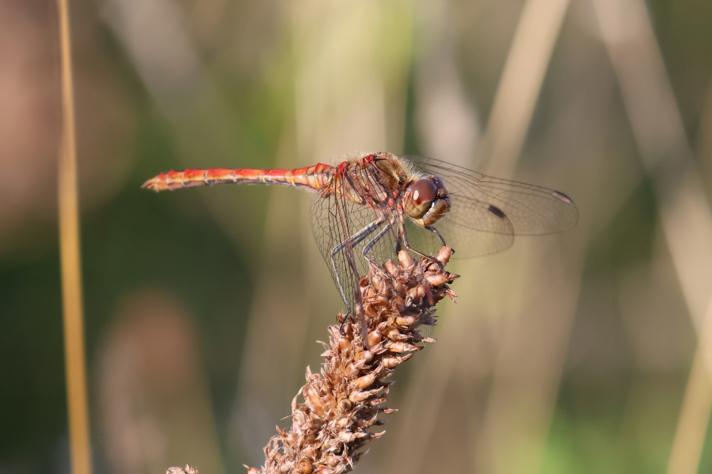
[143,151,578,310]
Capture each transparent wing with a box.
[409,157,578,258]
[311,164,400,310]
[403,202,516,258]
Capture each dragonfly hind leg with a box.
[362,221,394,266]
[329,217,385,312]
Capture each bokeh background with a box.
[4,0,712,472]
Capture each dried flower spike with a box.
[248,246,458,474]
[166,465,199,474]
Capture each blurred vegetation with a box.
[2,0,712,473]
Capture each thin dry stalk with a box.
[245,247,458,474]
[57,0,93,472]
[166,466,200,474]
[479,0,569,176]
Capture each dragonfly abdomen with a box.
[142,163,335,192]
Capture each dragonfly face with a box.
[403,176,451,227]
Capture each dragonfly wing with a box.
[411,157,578,257]
[416,157,578,234]
[310,166,400,310]
[404,198,515,258]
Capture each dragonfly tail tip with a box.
[141,178,161,192]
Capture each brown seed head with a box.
[246,247,457,473]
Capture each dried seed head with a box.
[387,341,420,353]
[386,329,408,342]
[436,246,453,264]
[352,373,376,390]
[296,459,313,474]
[355,349,374,364]
[381,353,413,369]
[167,466,199,474]
[302,446,317,459]
[367,330,383,346]
[337,399,352,413]
[246,247,457,474]
[397,249,414,268]
[425,273,450,286]
[395,315,418,327]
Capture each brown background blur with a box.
[3,0,712,473]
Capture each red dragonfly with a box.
[143,152,577,309]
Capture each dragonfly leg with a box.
[359,220,396,285]
[396,220,446,272]
[396,220,430,260]
[426,226,448,248]
[330,217,385,310]
[362,220,394,265]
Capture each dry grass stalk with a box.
[57,0,93,472]
[166,466,199,474]
[245,246,458,474]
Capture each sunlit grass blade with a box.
[57,0,92,472]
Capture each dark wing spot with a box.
[488,204,507,219]
[552,190,574,205]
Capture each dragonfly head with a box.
[404,176,450,227]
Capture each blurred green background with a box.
[3,0,712,472]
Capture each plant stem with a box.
[57,0,92,472]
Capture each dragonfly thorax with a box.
[403,176,450,227]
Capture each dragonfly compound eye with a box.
[405,178,436,217]
[411,178,437,204]
[405,177,450,227]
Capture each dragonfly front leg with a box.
[396,220,430,260]
[329,217,385,310]
[396,220,448,270]
[426,225,448,247]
